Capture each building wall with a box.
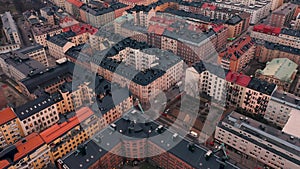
[24,47,49,67]
[215,123,300,169]
[0,118,22,149]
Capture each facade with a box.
[47,34,75,59]
[65,0,84,19]
[0,11,21,45]
[264,90,300,128]
[225,16,244,39]
[39,107,98,160]
[17,44,49,67]
[186,61,277,114]
[0,108,22,149]
[271,0,284,10]
[0,43,20,54]
[40,7,55,25]
[0,52,46,82]
[268,3,297,27]
[256,58,298,91]
[14,94,62,136]
[218,36,255,72]
[211,0,272,24]
[32,24,62,47]
[0,133,53,169]
[255,42,300,64]
[215,111,300,169]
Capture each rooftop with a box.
[226,71,251,87]
[226,15,242,25]
[252,24,281,36]
[62,109,239,169]
[14,93,63,120]
[17,44,44,55]
[1,11,18,34]
[264,41,300,55]
[271,90,300,110]
[31,24,61,36]
[220,111,300,165]
[257,58,298,83]
[0,133,44,168]
[272,3,297,15]
[66,0,83,8]
[0,107,16,126]
[0,52,46,78]
[47,34,71,47]
[39,107,94,143]
[247,77,276,95]
[219,36,255,61]
[281,28,300,38]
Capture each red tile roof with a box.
[40,107,94,144]
[226,71,251,87]
[63,24,98,35]
[66,0,83,8]
[148,24,165,35]
[202,3,217,10]
[0,108,16,126]
[0,133,45,168]
[219,36,254,61]
[253,24,281,36]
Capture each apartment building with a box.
[256,58,298,91]
[0,52,46,82]
[0,108,22,149]
[79,4,115,28]
[218,36,256,72]
[40,7,55,25]
[215,111,300,169]
[264,90,300,128]
[255,42,300,64]
[212,0,272,24]
[47,34,75,59]
[65,0,84,19]
[0,11,21,45]
[225,16,244,39]
[17,44,49,67]
[119,0,158,6]
[61,24,98,45]
[32,24,62,47]
[268,3,297,27]
[271,0,284,10]
[251,24,281,44]
[59,16,80,29]
[67,38,183,104]
[19,61,73,99]
[39,107,97,160]
[0,133,53,169]
[14,94,62,136]
[53,0,66,8]
[58,109,239,169]
[186,61,277,114]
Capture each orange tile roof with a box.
[148,24,165,35]
[40,107,94,144]
[0,133,45,168]
[66,0,83,8]
[0,108,16,126]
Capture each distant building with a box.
[0,133,53,169]
[218,36,255,72]
[269,3,297,27]
[0,52,47,82]
[215,111,300,169]
[0,108,22,149]
[0,11,21,45]
[16,44,49,67]
[256,58,298,91]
